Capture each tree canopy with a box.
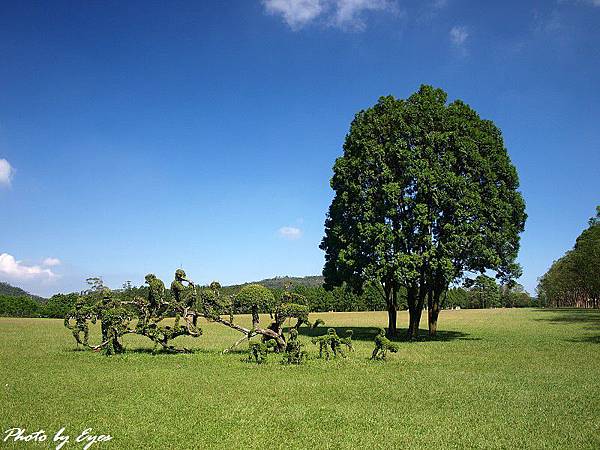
[321,85,526,337]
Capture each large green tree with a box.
[321,85,526,337]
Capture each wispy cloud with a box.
[262,0,324,30]
[278,226,303,240]
[0,253,57,280]
[533,9,562,34]
[0,158,14,187]
[262,0,398,31]
[564,0,600,6]
[449,25,469,46]
[332,0,397,31]
[43,257,62,267]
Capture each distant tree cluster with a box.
[0,295,42,317]
[0,292,80,318]
[537,207,600,308]
[444,276,535,309]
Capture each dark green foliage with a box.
[537,207,600,308]
[236,284,276,328]
[43,293,79,318]
[465,275,501,309]
[0,281,46,317]
[443,283,534,309]
[230,275,325,290]
[321,85,526,337]
[235,284,276,311]
[198,281,233,321]
[371,328,398,360]
[0,295,41,317]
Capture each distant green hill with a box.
[226,275,324,290]
[0,281,46,302]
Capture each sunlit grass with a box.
[1,309,599,448]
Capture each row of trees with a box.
[0,293,78,318]
[536,207,600,308]
[0,277,536,318]
[445,277,535,309]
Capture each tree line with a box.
[0,276,536,318]
[536,207,599,308]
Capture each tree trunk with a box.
[382,281,397,337]
[387,302,397,337]
[408,312,421,340]
[407,286,422,340]
[251,305,259,329]
[428,288,441,337]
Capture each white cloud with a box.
[43,257,61,267]
[278,226,303,240]
[0,159,14,187]
[262,0,324,30]
[262,0,398,30]
[332,0,396,30]
[0,253,57,280]
[449,25,469,46]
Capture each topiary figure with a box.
[145,273,166,319]
[64,298,95,348]
[340,330,354,352]
[283,328,307,365]
[371,328,398,360]
[312,328,345,360]
[247,341,269,364]
[170,269,198,331]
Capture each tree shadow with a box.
[126,347,214,355]
[294,326,476,342]
[566,335,600,344]
[534,308,600,327]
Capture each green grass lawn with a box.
[1,308,599,449]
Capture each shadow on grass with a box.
[534,308,600,326]
[294,326,477,342]
[566,335,600,344]
[535,308,600,344]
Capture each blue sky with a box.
[0,0,598,297]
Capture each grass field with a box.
[1,308,599,449]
